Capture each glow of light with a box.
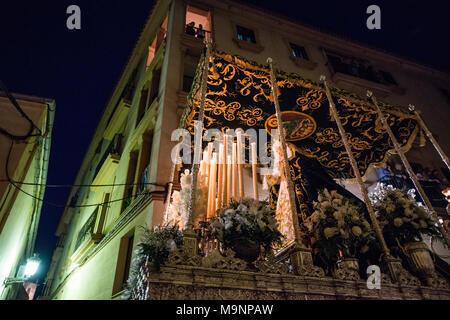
[24,257,40,278]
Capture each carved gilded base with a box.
[135,265,450,300]
[289,247,325,278]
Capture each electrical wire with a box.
[0,80,43,139]
[0,179,165,189]
[4,139,167,209]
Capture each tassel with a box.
[419,128,426,147]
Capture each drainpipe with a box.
[27,101,55,257]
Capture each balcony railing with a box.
[138,164,151,195]
[326,53,397,86]
[74,208,98,252]
[184,26,212,39]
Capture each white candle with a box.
[207,153,217,219]
[217,143,224,208]
[226,155,232,205]
[222,134,228,205]
[251,142,259,200]
[237,131,245,199]
[232,142,237,199]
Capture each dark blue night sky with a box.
[0,0,448,296]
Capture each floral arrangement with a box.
[122,224,183,299]
[369,183,443,247]
[165,169,208,229]
[209,198,283,251]
[306,189,377,264]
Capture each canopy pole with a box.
[368,92,449,246]
[184,38,213,255]
[409,104,450,170]
[267,57,302,246]
[320,76,392,260]
[268,58,324,278]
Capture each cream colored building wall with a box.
[0,157,39,299]
[53,211,147,300]
[48,0,450,299]
[0,95,49,300]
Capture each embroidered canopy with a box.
[180,51,419,220]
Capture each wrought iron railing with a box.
[73,207,98,252]
[184,26,212,39]
[138,164,151,195]
[93,134,122,179]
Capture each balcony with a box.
[103,98,131,140]
[71,208,103,264]
[326,52,404,98]
[137,164,151,195]
[180,28,212,56]
[91,135,122,193]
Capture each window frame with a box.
[231,20,264,53]
[283,38,317,70]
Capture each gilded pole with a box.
[368,92,449,246]
[320,76,392,259]
[409,104,450,170]
[184,39,212,254]
[267,58,303,246]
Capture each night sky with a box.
[0,0,448,297]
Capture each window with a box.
[137,85,149,125]
[182,53,200,92]
[112,232,135,295]
[236,25,256,43]
[135,132,153,196]
[185,5,211,39]
[73,207,98,253]
[149,68,161,103]
[290,43,308,60]
[379,71,397,86]
[122,234,134,289]
[122,151,139,212]
[146,16,168,70]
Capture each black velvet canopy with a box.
[181,51,419,221]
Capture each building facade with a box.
[0,92,54,300]
[43,0,450,300]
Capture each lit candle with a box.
[232,142,237,199]
[251,142,259,200]
[226,155,231,205]
[222,134,228,205]
[206,143,213,185]
[217,143,224,208]
[207,153,217,219]
[236,131,245,199]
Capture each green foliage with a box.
[122,224,183,300]
[209,198,283,249]
[370,183,444,247]
[306,189,378,265]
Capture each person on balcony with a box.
[185,21,196,36]
[196,24,205,39]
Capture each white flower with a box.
[351,226,362,236]
[333,211,342,221]
[324,227,339,239]
[166,239,177,252]
[393,218,403,227]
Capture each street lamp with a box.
[3,254,41,286]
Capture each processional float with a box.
[165,38,449,283]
